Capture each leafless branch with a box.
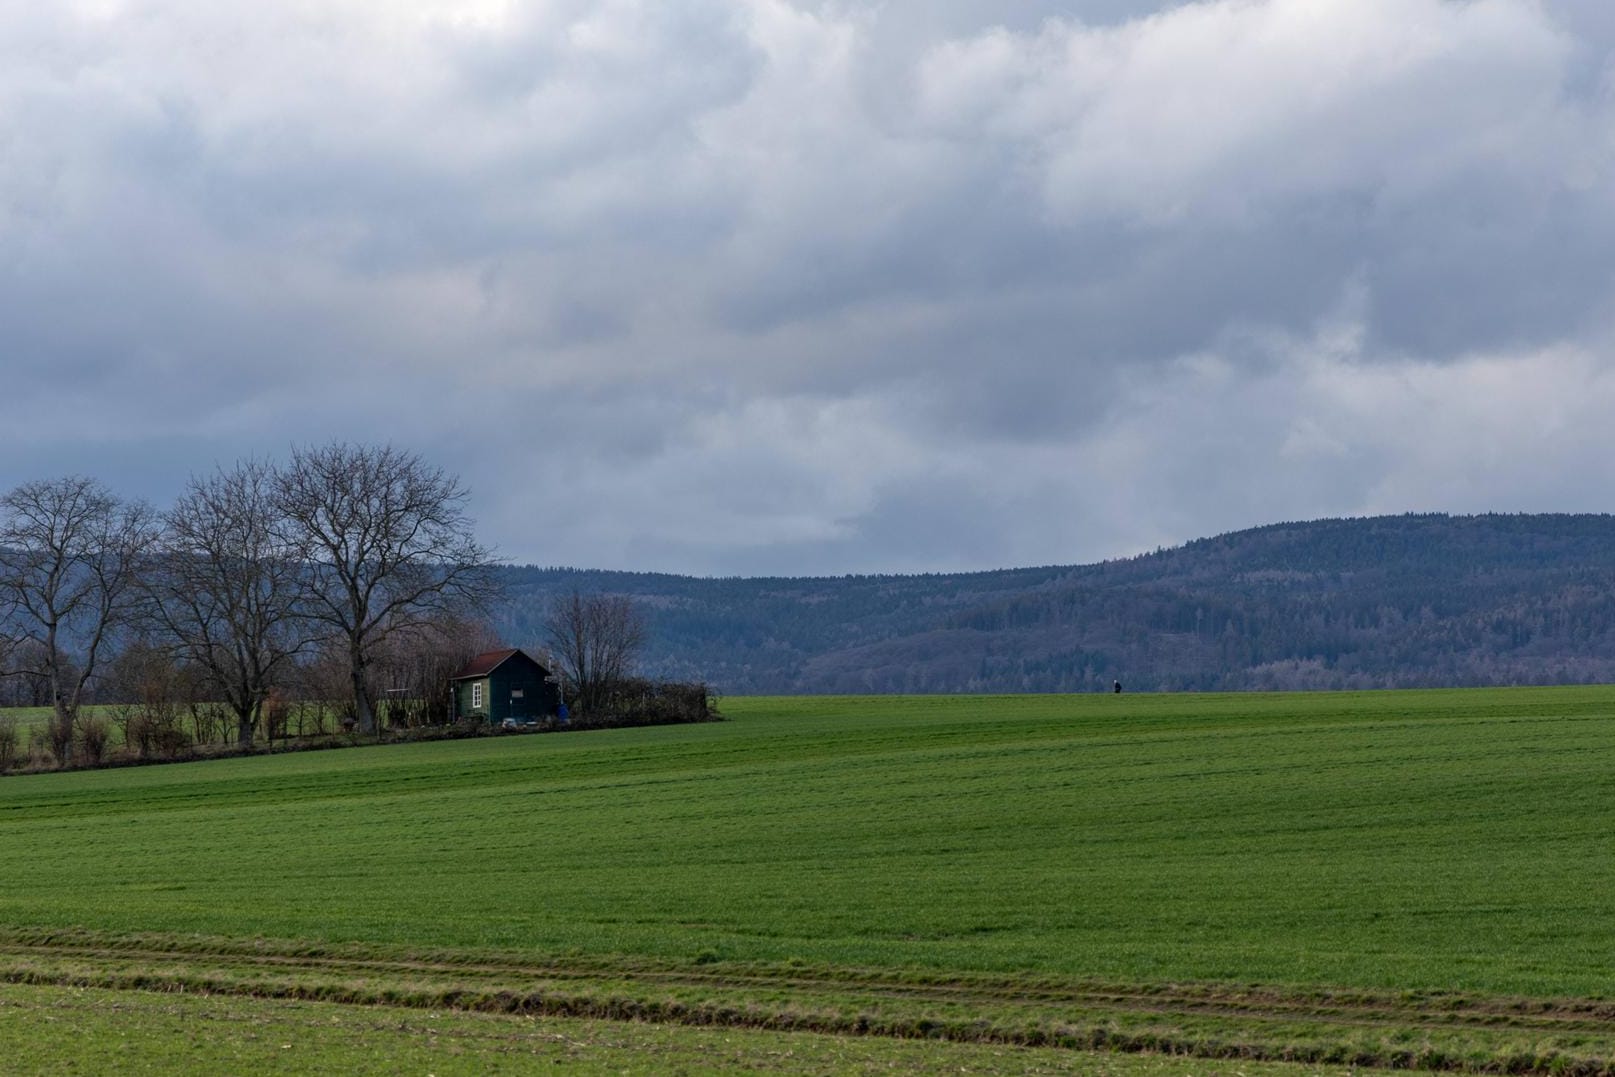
[541,591,646,716]
[145,459,316,747]
[0,476,156,764]
[274,443,499,733]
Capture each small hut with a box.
[450,648,562,726]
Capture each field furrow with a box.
[1,930,1614,1072]
[4,690,1615,1073]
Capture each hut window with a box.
[472,682,484,709]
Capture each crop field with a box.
[0,982,1419,1076]
[1,688,1613,1073]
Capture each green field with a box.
[0,982,1420,1076]
[2,688,1613,1073]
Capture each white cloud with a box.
[909,0,1576,225]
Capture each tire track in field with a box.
[1,933,1613,1073]
[0,934,1611,1032]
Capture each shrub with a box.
[118,700,191,759]
[77,717,112,766]
[138,713,191,758]
[46,716,73,766]
[287,699,330,738]
[263,692,289,741]
[28,727,52,768]
[186,700,233,745]
[127,712,158,756]
[0,715,16,772]
[572,679,720,729]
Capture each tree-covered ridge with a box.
[494,514,1615,693]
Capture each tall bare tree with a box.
[370,614,503,727]
[146,460,314,748]
[0,477,156,764]
[275,443,496,734]
[541,591,646,715]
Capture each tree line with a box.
[488,514,1615,695]
[0,443,578,768]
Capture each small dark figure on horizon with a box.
[1113,680,1123,694]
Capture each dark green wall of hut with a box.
[487,663,559,721]
[454,655,562,723]
[454,678,491,720]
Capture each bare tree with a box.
[146,460,314,748]
[0,477,156,764]
[371,614,503,727]
[275,443,497,734]
[101,639,196,759]
[0,640,51,707]
[541,591,646,716]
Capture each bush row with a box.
[0,681,720,776]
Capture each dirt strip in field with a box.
[0,930,1611,1074]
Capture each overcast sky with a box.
[3,0,1613,576]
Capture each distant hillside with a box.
[492,514,1615,693]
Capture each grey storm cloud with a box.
[1,0,1613,575]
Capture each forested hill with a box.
[493,514,1615,694]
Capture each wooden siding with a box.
[453,651,562,723]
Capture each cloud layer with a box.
[2,0,1613,574]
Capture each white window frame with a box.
[471,682,484,710]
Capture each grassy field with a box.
[1,688,1613,1072]
[0,982,1417,1076]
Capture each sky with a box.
[3,0,1614,576]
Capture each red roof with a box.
[450,648,527,680]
